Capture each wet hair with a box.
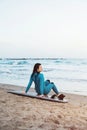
[31,63,41,77]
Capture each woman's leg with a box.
[44,83,59,95]
[51,83,59,94]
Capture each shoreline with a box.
[0,83,87,130]
[0,82,87,96]
[0,83,87,105]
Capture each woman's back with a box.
[32,73,44,95]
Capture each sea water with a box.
[0,58,87,96]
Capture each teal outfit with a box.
[25,72,59,95]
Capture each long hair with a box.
[31,63,41,77]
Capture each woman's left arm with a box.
[25,75,33,93]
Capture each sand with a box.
[0,83,87,130]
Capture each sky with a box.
[0,0,87,58]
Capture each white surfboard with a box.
[8,90,68,103]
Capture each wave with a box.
[0,60,29,66]
[43,68,54,72]
[0,60,14,65]
[55,77,87,83]
[17,61,29,65]
[0,68,12,74]
[55,59,87,65]
[0,58,87,66]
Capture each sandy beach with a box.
[0,83,87,130]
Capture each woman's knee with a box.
[44,80,50,86]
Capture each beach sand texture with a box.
[0,83,87,130]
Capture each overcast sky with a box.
[0,0,87,58]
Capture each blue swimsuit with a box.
[25,72,59,95]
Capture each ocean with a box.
[0,58,87,96]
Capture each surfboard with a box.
[8,91,68,103]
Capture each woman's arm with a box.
[25,75,33,93]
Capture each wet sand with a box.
[0,83,87,130]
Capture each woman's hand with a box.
[22,91,26,94]
[37,94,44,97]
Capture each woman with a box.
[25,63,59,97]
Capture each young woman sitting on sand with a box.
[25,63,65,99]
